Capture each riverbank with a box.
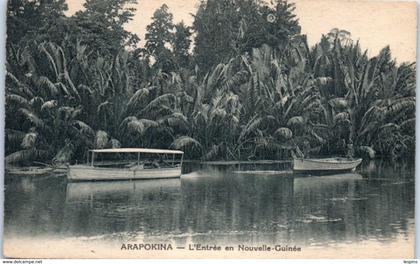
[4,157,412,178]
[5,160,294,177]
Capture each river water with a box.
[3,160,415,258]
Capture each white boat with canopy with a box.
[67,148,184,181]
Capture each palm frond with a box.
[141,94,176,115]
[138,119,159,130]
[333,112,350,124]
[399,118,415,131]
[38,76,59,96]
[72,120,95,136]
[95,130,109,149]
[161,112,189,128]
[29,97,44,110]
[119,116,138,131]
[310,130,326,144]
[207,63,225,90]
[274,127,293,140]
[21,132,38,149]
[6,129,25,143]
[358,146,376,159]
[287,116,304,127]
[127,88,150,112]
[127,120,145,135]
[171,136,202,150]
[5,149,49,164]
[53,144,74,163]
[6,94,29,108]
[6,71,34,97]
[202,143,223,161]
[19,108,45,128]
[238,116,263,142]
[39,43,59,78]
[41,100,58,111]
[109,138,121,148]
[6,149,35,164]
[329,98,348,109]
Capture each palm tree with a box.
[5,40,136,164]
[356,62,415,158]
[314,35,416,158]
[231,44,325,159]
[5,8,416,166]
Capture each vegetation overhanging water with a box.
[5,0,415,167]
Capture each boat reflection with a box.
[66,178,181,201]
[63,178,182,237]
[59,170,411,246]
[293,172,364,192]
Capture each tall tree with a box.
[72,0,140,55]
[193,0,241,73]
[243,0,301,51]
[193,0,301,74]
[7,0,68,46]
[172,22,192,69]
[145,4,175,72]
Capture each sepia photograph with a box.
[3,0,416,259]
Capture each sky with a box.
[66,0,417,63]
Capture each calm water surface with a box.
[4,160,415,249]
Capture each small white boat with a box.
[233,170,293,175]
[67,148,184,181]
[6,166,55,176]
[293,157,362,174]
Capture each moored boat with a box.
[67,148,184,181]
[6,166,55,176]
[293,157,362,174]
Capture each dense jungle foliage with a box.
[5,0,416,165]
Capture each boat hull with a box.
[293,158,362,174]
[6,166,55,176]
[67,165,181,181]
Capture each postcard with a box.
[3,0,416,259]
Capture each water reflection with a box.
[66,179,181,200]
[63,179,182,239]
[4,160,414,249]
[292,172,412,246]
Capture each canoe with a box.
[293,157,362,174]
[233,170,293,175]
[67,148,184,181]
[6,166,55,176]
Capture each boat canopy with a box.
[89,148,184,154]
